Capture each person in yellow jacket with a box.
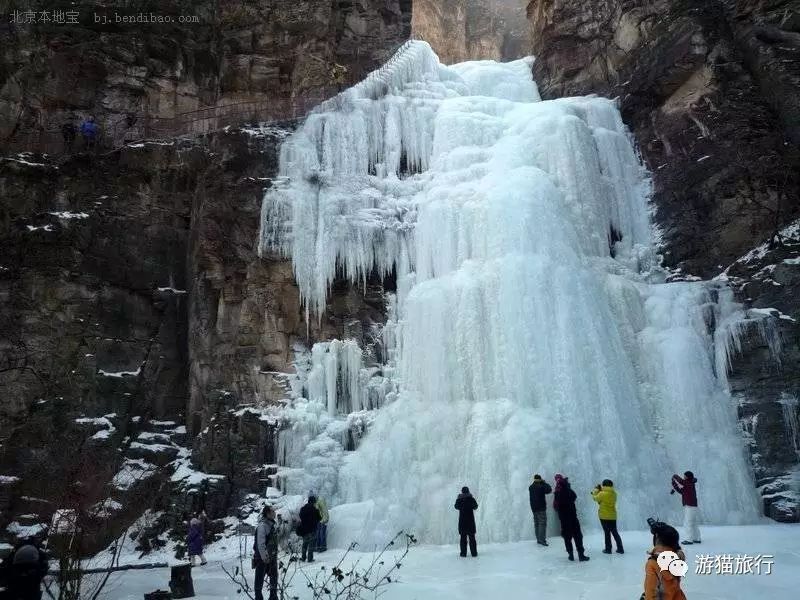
[314,494,329,552]
[591,479,624,554]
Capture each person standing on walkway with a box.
[528,474,552,546]
[79,116,98,151]
[553,474,589,562]
[454,486,478,557]
[298,495,322,562]
[187,511,208,566]
[253,505,279,600]
[61,119,76,153]
[314,494,329,553]
[591,479,624,554]
[671,471,701,544]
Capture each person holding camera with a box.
[528,474,552,546]
[454,486,479,557]
[591,479,624,554]
[253,506,279,600]
[671,471,701,544]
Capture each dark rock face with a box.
[0,1,411,548]
[527,0,800,520]
[1,0,412,145]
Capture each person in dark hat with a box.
[528,474,552,546]
[454,486,479,557]
[0,539,49,600]
[298,495,321,562]
[553,474,589,562]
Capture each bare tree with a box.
[222,530,416,600]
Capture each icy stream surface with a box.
[259,41,763,546]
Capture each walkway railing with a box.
[0,92,337,156]
[0,39,417,157]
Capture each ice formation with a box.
[259,41,762,545]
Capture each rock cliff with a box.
[0,0,410,550]
[412,0,531,63]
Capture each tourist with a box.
[253,506,279,600]
[0,539,49,600]
[528,474,552,546]
[591,479,624,554]
[187,511,208,566]
[61,119,76,153]
[314,494,329,553]
[454,486,479,557]
[671,471,701,544]
[298,496,322,562]
[642,520,687,600]
[553,474,589,562]
[80,116,98,150]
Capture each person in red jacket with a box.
[671,471,700,544]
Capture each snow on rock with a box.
[724,217,800,269]
[170,458,226,486]
[26,224,54,232]
[3,156,51,168]
[6,521,47,538]
[112,459,158,490]
[75,416,117,440]
[136,431,172,444]
[260,41,762,545]
[50,509,78,534]
[97,367,142,378]
[48,211,90,219]
[748,307,797,323]
[90,498,124,518]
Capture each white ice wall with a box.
[260,41,762,546]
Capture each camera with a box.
[646,517,663,534]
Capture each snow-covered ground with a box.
[103,524,797,599]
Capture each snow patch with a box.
[48,211,90,219]
[98,367,142,377]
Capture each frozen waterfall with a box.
[259,41,761,545]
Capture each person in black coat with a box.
[298,496,322,562]
[552,474,589,562]
[528,474,552,546]
[0,539,49,600]
[454,486,478,557]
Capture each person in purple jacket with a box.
[187,511,208,566]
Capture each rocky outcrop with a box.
[0,0,411,548]
[412,0,531,63]
[527,0,800,521]
[1,0,412,146]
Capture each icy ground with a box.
[104,524,797,599]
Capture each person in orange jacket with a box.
[642,520,687,600]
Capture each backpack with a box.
[640,556,681,600]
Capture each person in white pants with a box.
[671,471,701,544]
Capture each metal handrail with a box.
[0,39,412,156]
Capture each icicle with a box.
[260,44,763,546]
